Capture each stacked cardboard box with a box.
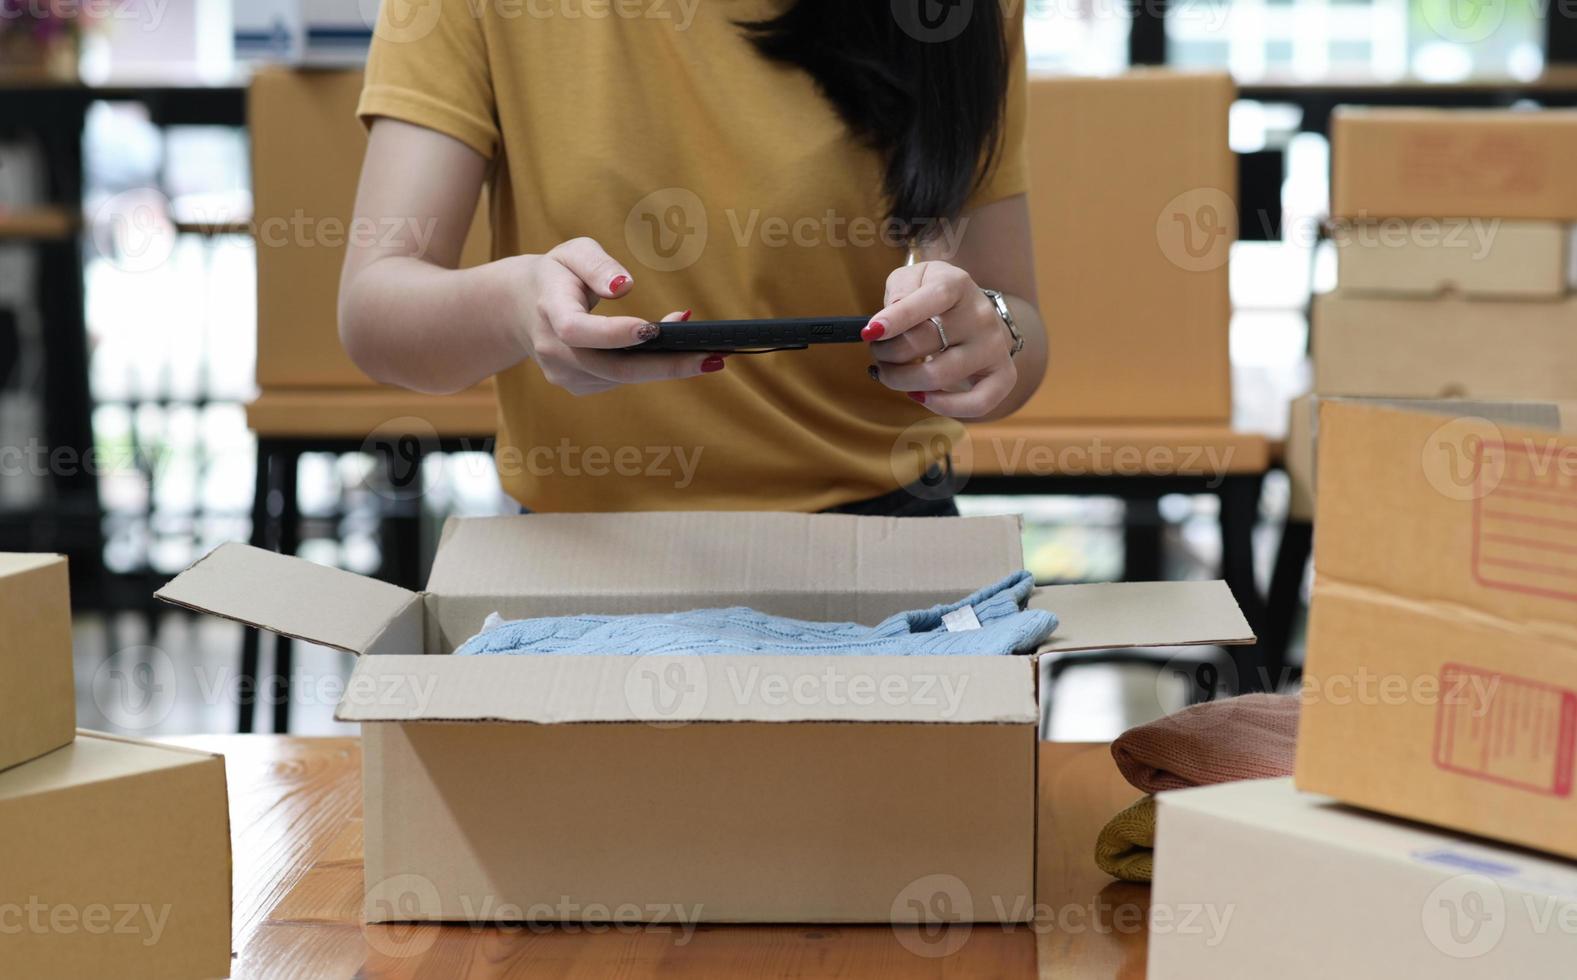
[1020,71,1236,423]
[250,68,492,389]
[1291,108,1577,514]
[1152,401,1577,977]
[0,554,232,980]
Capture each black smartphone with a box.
[626,316,868,353]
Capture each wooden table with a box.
[163,736,1150,979]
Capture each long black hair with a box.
[741,1,1010,243]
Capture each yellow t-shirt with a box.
[359,0,1028,512]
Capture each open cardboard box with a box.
[1298,401,1577,859]
[158,513,1252,924]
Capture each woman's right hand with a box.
[512,237,725,396]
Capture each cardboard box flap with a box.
[1031,580,1254,654]
[422,513,1027,650]
[428,513,1024,599]
[335,654,1038,725]
[1314,400,1577,639]
[155,542,419,655]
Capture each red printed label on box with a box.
[1472,440,1577,603]
[1434,664,1576,798]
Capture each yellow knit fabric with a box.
[1094,795,1157,883]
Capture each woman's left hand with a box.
[864,260,1017,420]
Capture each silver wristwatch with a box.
[982,288,1024,358]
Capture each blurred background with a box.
[2,0,1572,737]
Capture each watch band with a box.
[982,288,1024,358]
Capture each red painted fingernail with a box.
[862,321,886,342]
[680,309,693,322]
[609,275,631,294]
[701,355,726,374]
[908,391,927,404]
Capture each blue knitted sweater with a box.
[455,571,1056,657]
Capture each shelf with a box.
[174,219,253,237]
[0,207,77,242]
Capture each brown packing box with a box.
[0,554,76,772]
[1289,396,1577,516]
[1330,107,1577,220]
[252,68,490,388]
[1296,400,1577,859]
[1017,71,1235,423]
[1286,394,1315,522]
[0,731,232,980]
[1334,219,1569,299]
[1151,778,1577,978]
[1313,291,1577,400]
[157,513,1252,924]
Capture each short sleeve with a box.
[357,2,500,160]
[966,0,1029,209]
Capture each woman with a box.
[339,0,1046,517]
